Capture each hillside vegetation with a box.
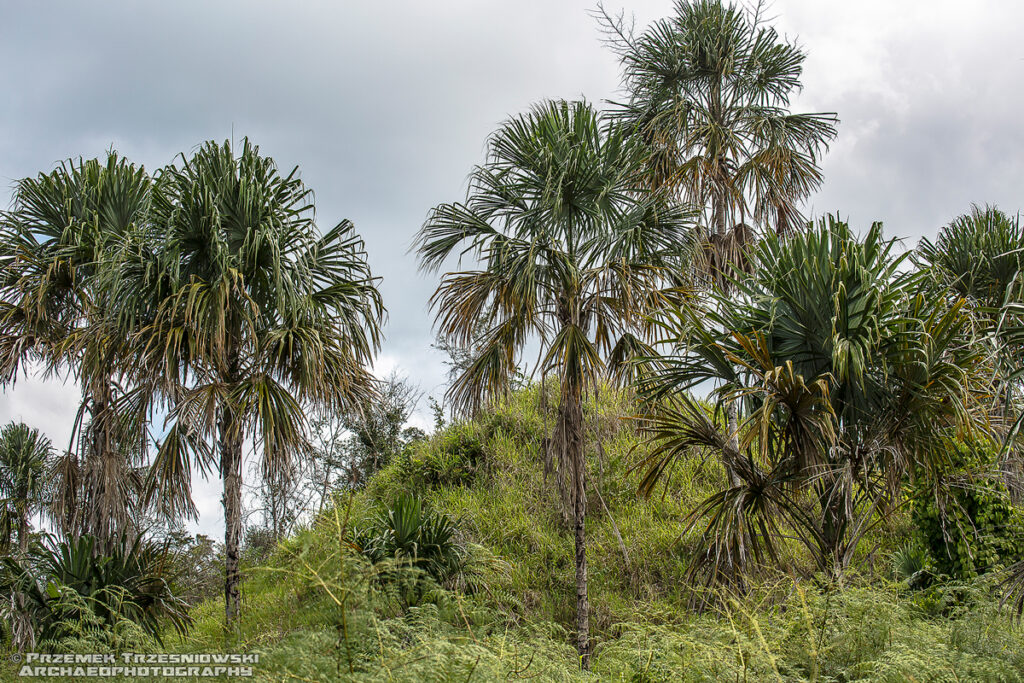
[138,385,1024,681]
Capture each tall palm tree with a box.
[132,139,384,626]
[606,0,838,244]
[0,154,153,549]
[635,217,990,585]
[0,422,52,554]
[605,0,839,516]
[415,100,691,667]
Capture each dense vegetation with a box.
[1,0,1023,680]
[7,388,1021,680]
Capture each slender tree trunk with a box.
[318,461,331,515]
[724,402,743,487]
[710,69,727,245]
[715,183,728,239]
[819,472,850,582]
[557,375,589,669]
[713,192,742,489]
[220,401,244,627]
[714,176,749,577]
[89,378,112,545]
[83,371,128,553]
[12,505,31,650]
[17,509,28,555]
[723,401,748,583]
[574,464,589,670]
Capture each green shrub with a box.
[912,439,1024,579]
[398,424,485,490]
[351,495,481,607]
[891,541,933,590]
[29,588,156,654]
[0,534,190,648]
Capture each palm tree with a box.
[0,422,52,554]
[918,206,1024,498]
[606,0,838,244]
[604,0,838,503]
[415,100,691,667]
[0,422,52,651]
[635,217,990,585]
[0,154,153,549]
[133,138,384,626]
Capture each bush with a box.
[350,495,488,609]
[912,439,1024,579]
[163,531,222,607]
[0,534,191,649]
[891,541,933,590]
[398,424,485,490]
[242,525,279,566]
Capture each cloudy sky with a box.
[1,0,1021,536]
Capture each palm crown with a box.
[418,100,693,414]
[0,153,153,548]
[637,217,989,584]
[0,422,53,553]
[608,0,837,240]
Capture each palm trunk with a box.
[714,202,742,492]
[710,69,727,246]
[573,450,589,670]
[713,177,749,577]
[220,401,244,626]
[819,473,850,582]
[86,376,117,552]
[84,372,127,553]
[557,375,589,669]
[16,509,28,555]
[723,401,749,583]
[724,402,743,487]
[12,504,31,650]
[715,184,728,240]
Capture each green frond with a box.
[417,99,693,414]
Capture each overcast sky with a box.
[1,0,1021,537]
